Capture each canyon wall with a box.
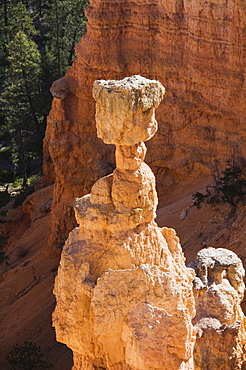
[44,0,246,254]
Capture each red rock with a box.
[190,247,246,369]
[53,76,196,369]
[44,0,246,256]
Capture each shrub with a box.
[0,169,14,185]
[16,247,29,258]
[0,250,9,265]
[13,174,40,208]
[0,188,10,208]
[192,161,246,211]
[0,235,8,265]
[7,341,53,370]
[13,185,34,208]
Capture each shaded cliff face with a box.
[0,186,73,370]
[44,0,246,255]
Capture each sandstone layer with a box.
[53,76,196,370]
[44,0,246,256]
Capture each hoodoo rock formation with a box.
[44,0,246,256]
[190,247,246,369]
[3,2,246,368]
[53,76,196,370]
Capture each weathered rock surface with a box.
[43,0,246,256]
[92,75,165,145]
[190,247,246,369]
[53,76,196,370]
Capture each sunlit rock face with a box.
[190,247,246,370]
[43,0,246,257]
[53,76,196,370]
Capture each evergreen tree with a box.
[44,0,88,79]
[0,0,89,185]
[1,3,43,186]
[7,341,53,369]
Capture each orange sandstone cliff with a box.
[44,0,246,256]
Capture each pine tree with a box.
[0,0,89,185]
[1,3,43,186]
[44,0,88,79]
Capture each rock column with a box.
[53,75,196,370]
[190,247,246,370]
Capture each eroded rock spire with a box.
[53,75,196,370]
[91,75,164,226]
[190,247,246,369]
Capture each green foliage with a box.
[14,184,35,208]
[13,174,40,207]
[0,235,7,248]
[44,0,89,78]
[0,187,10,207]
[7,341,53,370]
[7,2,38,39]
[0,0,89,185]
[0,235,9,266]
[0,169,14,184]
[192,161,246,210]
[1,4,44,187]
[0,249,9,265]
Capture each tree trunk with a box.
[21,68,43,139]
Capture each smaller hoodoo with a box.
[190,247,246,369]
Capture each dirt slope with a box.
[0,186,73,369]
